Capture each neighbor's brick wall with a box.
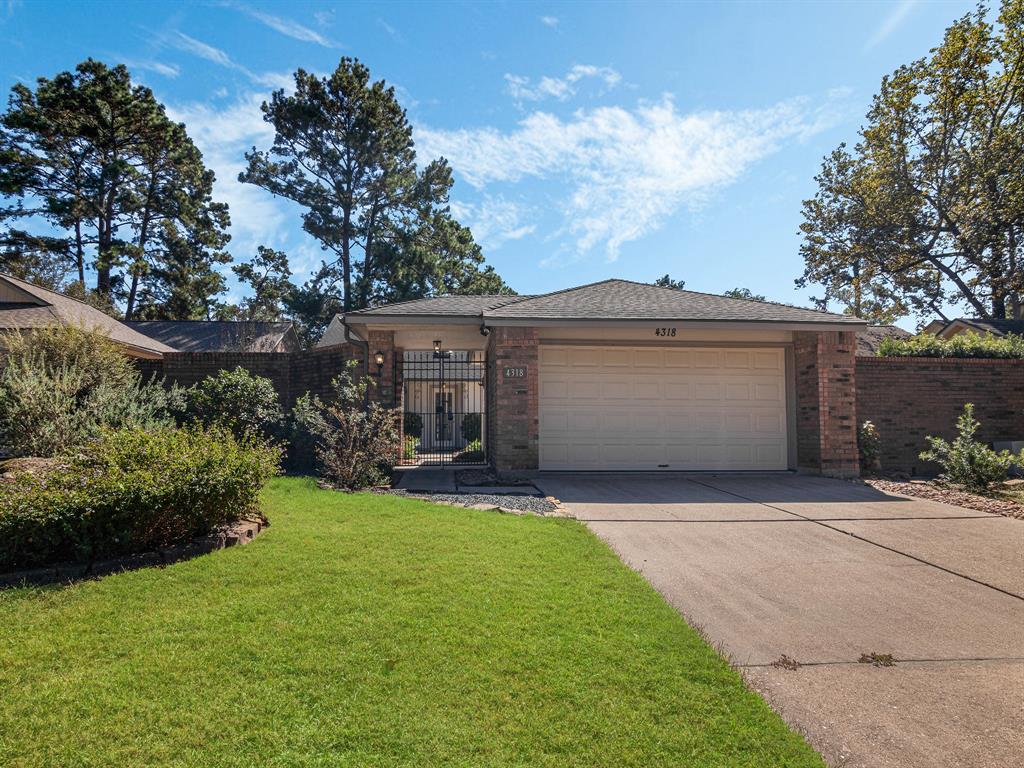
[794,330,860,478]
[488,327,539,473]
[857,357,1024,476]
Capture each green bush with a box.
[879,331,1024,359]
[460,412,482,443]
[919,404,1024,491]
[858,420,881,473]
[0,426,280,571]
[0,327,183,457]
[454,439,484,464]
[292,362,399,490]
[403,435,419,461]
[185,367,282,441]
[403,411,423,439]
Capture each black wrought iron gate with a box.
[399,349,487,467]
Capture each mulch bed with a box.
[865,478,1024,520]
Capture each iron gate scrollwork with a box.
[399,349,487,466]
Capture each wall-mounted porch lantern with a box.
[373,350,385,377]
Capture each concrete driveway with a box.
[534,473,1024,768]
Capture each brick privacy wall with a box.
[488,326,539,473]
[794,330,860,478]
[857,357,1024,476]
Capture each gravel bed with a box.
[865,479,1024,520]
[385,488,558,515]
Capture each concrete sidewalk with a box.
[535,473,1024,768]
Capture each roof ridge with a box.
[484,278,622,310]
[349,292,527,315]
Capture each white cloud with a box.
[167,93,284,259]
[418,94,846,260]
[226,1,337,47]
[865,0,918,50]
[122,59,180,78]
[505,64,621,102]
[540,16,559,27]
[171,31,291,88]
[450,197,536,250]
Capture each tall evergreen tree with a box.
[0,59,230,317]
[240,57,511,335]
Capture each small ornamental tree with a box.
[292,362,398,489]
[919,404,1024,491]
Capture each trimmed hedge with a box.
[878,331,1024,359]
[0,427,280,571]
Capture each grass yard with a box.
[0,477,822,767]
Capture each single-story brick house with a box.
[319,279,867,477]
[125,320,300,353]
[922,317,1024,339]
[0,272,172,360]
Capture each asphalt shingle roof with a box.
[951,318,1024,336]
[856,325,911,356]
[0,273,174,355]
[346,279,864,325]
[125,320,296,352]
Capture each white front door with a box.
[538,345,789,471]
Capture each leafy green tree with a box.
[230,246,293,321]
[0,59,230,318]
[240,57,510,336]
[799,1,1023,323]
[653,274,686,290]
[723,287,767,302]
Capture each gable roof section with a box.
[930,317,1024,338]
[345,279,864,327]
[856,325,911,356]
[125,320,297,352]
[0,273,174,357]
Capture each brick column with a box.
[488,326,539,474]
[366,330,399,408]
[794,330,859,477]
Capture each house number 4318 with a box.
[654,327,677,337]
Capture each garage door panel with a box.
[539,345,788,471]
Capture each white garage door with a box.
[539,345,789,471]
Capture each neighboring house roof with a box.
[343,279,865,327]
[856,325,912,356]
[924,317,1024,338]
[125,320,299,352]
[0,273,173,358]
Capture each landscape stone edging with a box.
[0,517,267,589]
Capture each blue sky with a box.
[1,0,977,326]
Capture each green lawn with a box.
[0,477,822,767]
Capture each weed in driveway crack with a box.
[770,654,801,670]
[859,652,897,667]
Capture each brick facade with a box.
[857,357,1024,476]
[487,326,539,473]
[793,330,860,477]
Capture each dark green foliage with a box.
[919,403,1024,490]
[0,59,231,317]
[403,410,423,439]
[799,2,1023,323]
[292,362,398,489]
[460,412,481,443]
[0,426,280,570]
[185,367,282,442]
[228,246,293,322]
[653,274,685,290]
[0,326,182,457]
[878,331,1024,358]
[723,287,767,302]
[240,57,511,340]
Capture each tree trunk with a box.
[341,206,353,312]
[74,218,85,285]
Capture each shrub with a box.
[460,412,482,443]
[0,326,183,458]
[292,362,398,490]
[403,435,419,461]
[0,426,280,571]
[858,420,881,473]
[185,367,282,441]
[403,411,423,439]
[919,404,1024,492]
[879,331,1024,359]
[454,439,484,464]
